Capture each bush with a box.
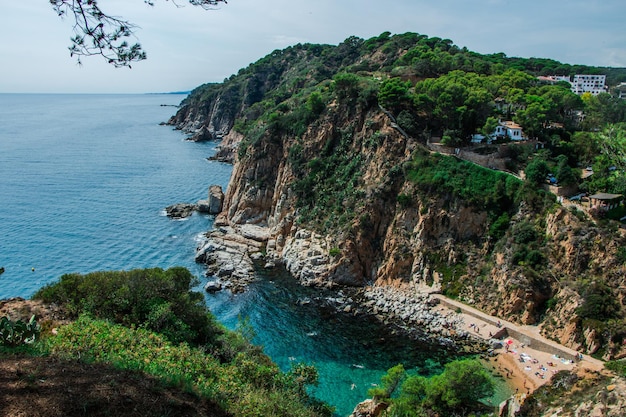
[373,359,494,415]
[424,359,494,411]
[525,158,550,186]
[605,360,626,377]
[378,78,412,111]
[33,267,223,347]
[489,213,510,240]
[397,193,413,208]
[526,250,546,268]
[576,282,621,322]
[0,315,40,347]
[513,221,539,244]
[46,315,329,417]
[617,247,626,265]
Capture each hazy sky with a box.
[1,0,624,94]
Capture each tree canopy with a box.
[368,359,495,415]
[50,0,227,67]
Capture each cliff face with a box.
[169,35,626,358]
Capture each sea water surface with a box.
[0,94,508,416]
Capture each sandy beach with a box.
[431,294,605,396]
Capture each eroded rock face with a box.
[195,225,264,293]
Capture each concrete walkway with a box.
[431,294,605,392]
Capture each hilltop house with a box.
[471,120,525,144]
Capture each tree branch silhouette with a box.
[50,0,227,67]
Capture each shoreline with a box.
[338,282,605,398]
[194,228,605,399]
[431,293,605,397]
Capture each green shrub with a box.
[577,282,621,322]
[605,360,626,377]
[372,359,494,415]
[397,193,413,208]
[526,249,546,268]
[617,247,626,265]
[406,152,522,217]
[513,221,539,244]
[512,246,529,266]
[489,213,510,240]
[46,315,328,417]
[524,158,550,186]
[33,267,223,347]
[0,315,40,347]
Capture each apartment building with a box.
[570,74,608,95]
[538,74,608,96]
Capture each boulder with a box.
[204,280,223,293]
[196,185,224,214]
[165,203,196,219]
[350,399,387,417]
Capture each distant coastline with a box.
[147,91,191,95]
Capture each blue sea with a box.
[0,94,509,415]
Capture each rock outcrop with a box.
[349,399,387,417]
[197,185,224,214]
[165,203,196,219]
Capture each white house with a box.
[471,120,525,143]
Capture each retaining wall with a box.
[436,296,577,361]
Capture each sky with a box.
[0,0,625,94]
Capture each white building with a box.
[571,74,607,95]
[538,74,608,96]
[472,120,525,143]
[615,82,626,99]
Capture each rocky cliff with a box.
[169,33,626,360]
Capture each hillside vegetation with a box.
[170,31,626,363]
[0,268,331,417]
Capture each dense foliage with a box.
[0,315,40,347]
[405,149,523,213]
[45,315,329,417]
[369,359,494,416]
[34,267,223,347]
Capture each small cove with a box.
[0,94,510,416]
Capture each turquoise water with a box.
[0,94,507,416]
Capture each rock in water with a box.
[165,203,197,219]
[204,280,223,293]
